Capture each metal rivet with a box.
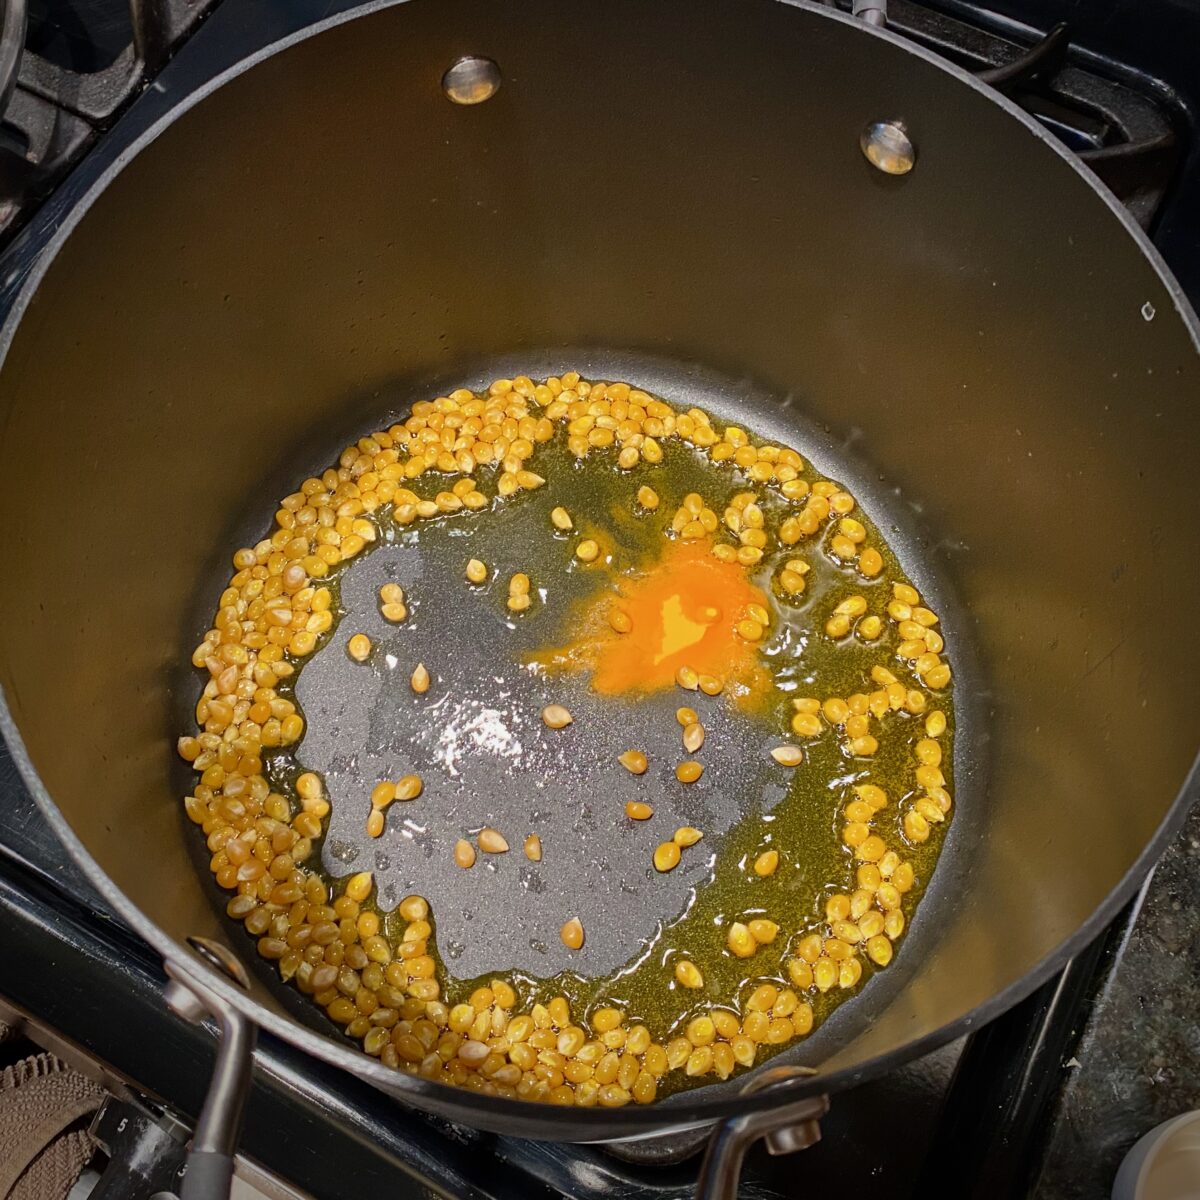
[187,935,250,988]
[765,1118,824,1156]
[1141,301,1156,321]
[861,121,916,175]
[442,56,501,105]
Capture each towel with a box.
[0,1051,104,1200]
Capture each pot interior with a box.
[0,0,1197,1131]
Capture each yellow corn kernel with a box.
[859,547,883,576]
[653,842,681,872]
[345,872,373,902]
[866,935,894,966]
[791,712,822,738]
[395,774,423,801]
[787,959,814,990]
[726,922,757,958]
[609,608,633,634]
[592,1007,624,1034]
[858,615,882,640]
[813,958,837,991]
[748,919,778,944]
[619,750,648,776]
[753,850,779,877]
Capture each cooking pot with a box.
[0,0,1197,1196]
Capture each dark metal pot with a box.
[0,0,1197,1194]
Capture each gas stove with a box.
[0,2,1197,1198]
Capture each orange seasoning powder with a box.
[531,539,773,699]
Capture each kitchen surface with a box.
[0,1,1198,1197]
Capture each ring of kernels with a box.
[178,372,954,1106]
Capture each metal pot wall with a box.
[0,0,1197,1192]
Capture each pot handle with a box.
[163,938,257,1200]
[695,1068,829,1200]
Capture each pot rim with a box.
[1,0,1197,1138]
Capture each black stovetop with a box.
[1,3,1198,1198]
